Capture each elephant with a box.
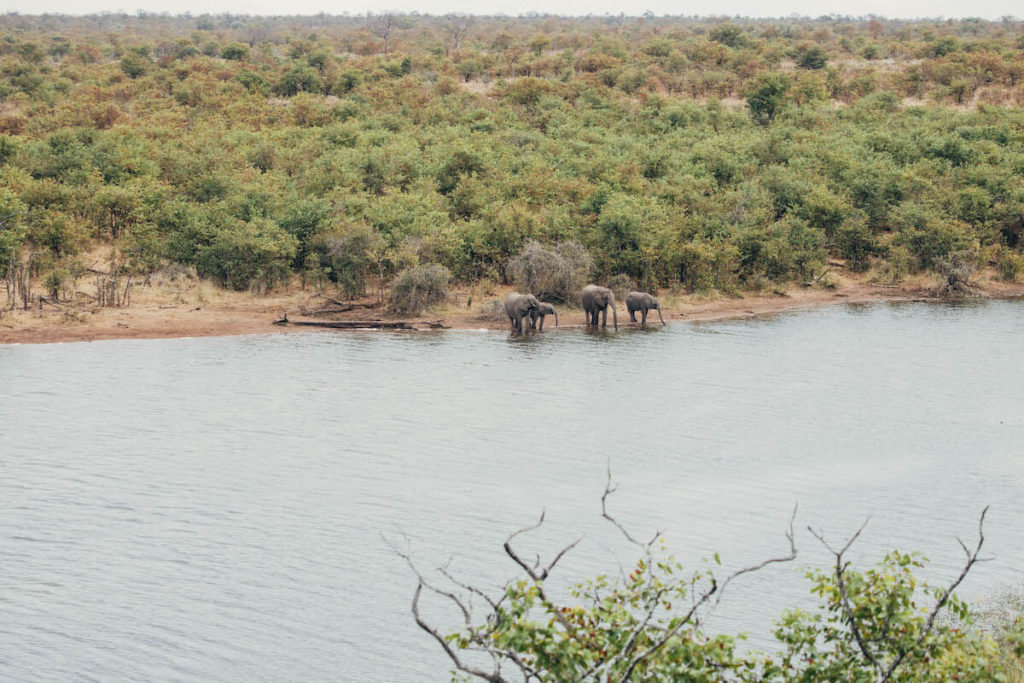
[530,303,558,332]
[504,292,540,334]
[581,284,618,330]
[625,291,666,326]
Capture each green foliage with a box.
[437,150,484,195]
[220,43,250,61]
[197,219,297,291]
[0,187,26,276]
[892,204,974,270]
[0,15,1022,299]
[993,246,1024,282]
[278,197,330,263]
[769,551,1008,682]
[738,218,826,282]
[119,52,151,79]
[277,66,322,96]
[746,74,790,126]
[435,536,1022,682]
[709,24,749,48]
[313,225,380,298]
[796,45,828,70]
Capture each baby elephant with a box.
[530,303,558,332]
[625,291,666,326]
[504,292,540,335]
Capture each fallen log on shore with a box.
[274,315,448,330]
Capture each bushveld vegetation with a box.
[1,13,1024,310]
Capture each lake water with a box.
[2,299,1023,681]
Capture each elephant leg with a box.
[641,309,648,325]
[629,310,636,322]
[601,307,607,328]
[538,317,545,332]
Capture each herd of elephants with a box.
[503,284,666,334]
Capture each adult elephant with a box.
[581,285,618,330]
[530,303,558,332]
[625,291,666,326]
[504,292,540,334]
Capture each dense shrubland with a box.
[1,13,1024,307]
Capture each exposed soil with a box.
[2,270,1022,345]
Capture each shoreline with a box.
[2,277,1023,346]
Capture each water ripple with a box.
[1,300,1023,681]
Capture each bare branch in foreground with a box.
[880,506,991,683]
[810,507,991,683]
[411,583,509,683]
[809,518,878,672]
[613,506,798,683]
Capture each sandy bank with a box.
[2,273,1022,345]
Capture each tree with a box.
[0,189,26,280]
[442,14,474,54]
[368,13,398,55]
[197,219,297,292]
[796,45,828,70]
[709,24,748,48]
[220,42,249,60]
[746,73,791,126]
[398,475,1015,682]
[119,52,151,78]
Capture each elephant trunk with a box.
[656,305,665,326]
[552,310,559,327]
[610,302,618,331]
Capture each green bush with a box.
[746,73,790,126]
[220,43,250,61]
[796,45,828,70]
[833,220,878,272]
[994,247,1024,282]
[411,494,1023,683]
[895,220,973,270]
[119,53,151,79]
[313,225,380,298]
[197,219,297,292]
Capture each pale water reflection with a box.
[2,300,1023,681]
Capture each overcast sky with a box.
[1,0,1019,21]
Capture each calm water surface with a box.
[2,300,1023,681]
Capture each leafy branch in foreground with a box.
[394,477,1023,682]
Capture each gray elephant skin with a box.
[581,285,618,330]
[504,293,540,334]
[625,291,666,326]
[530,303,558,331]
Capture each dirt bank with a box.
[2,272,1022,345]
